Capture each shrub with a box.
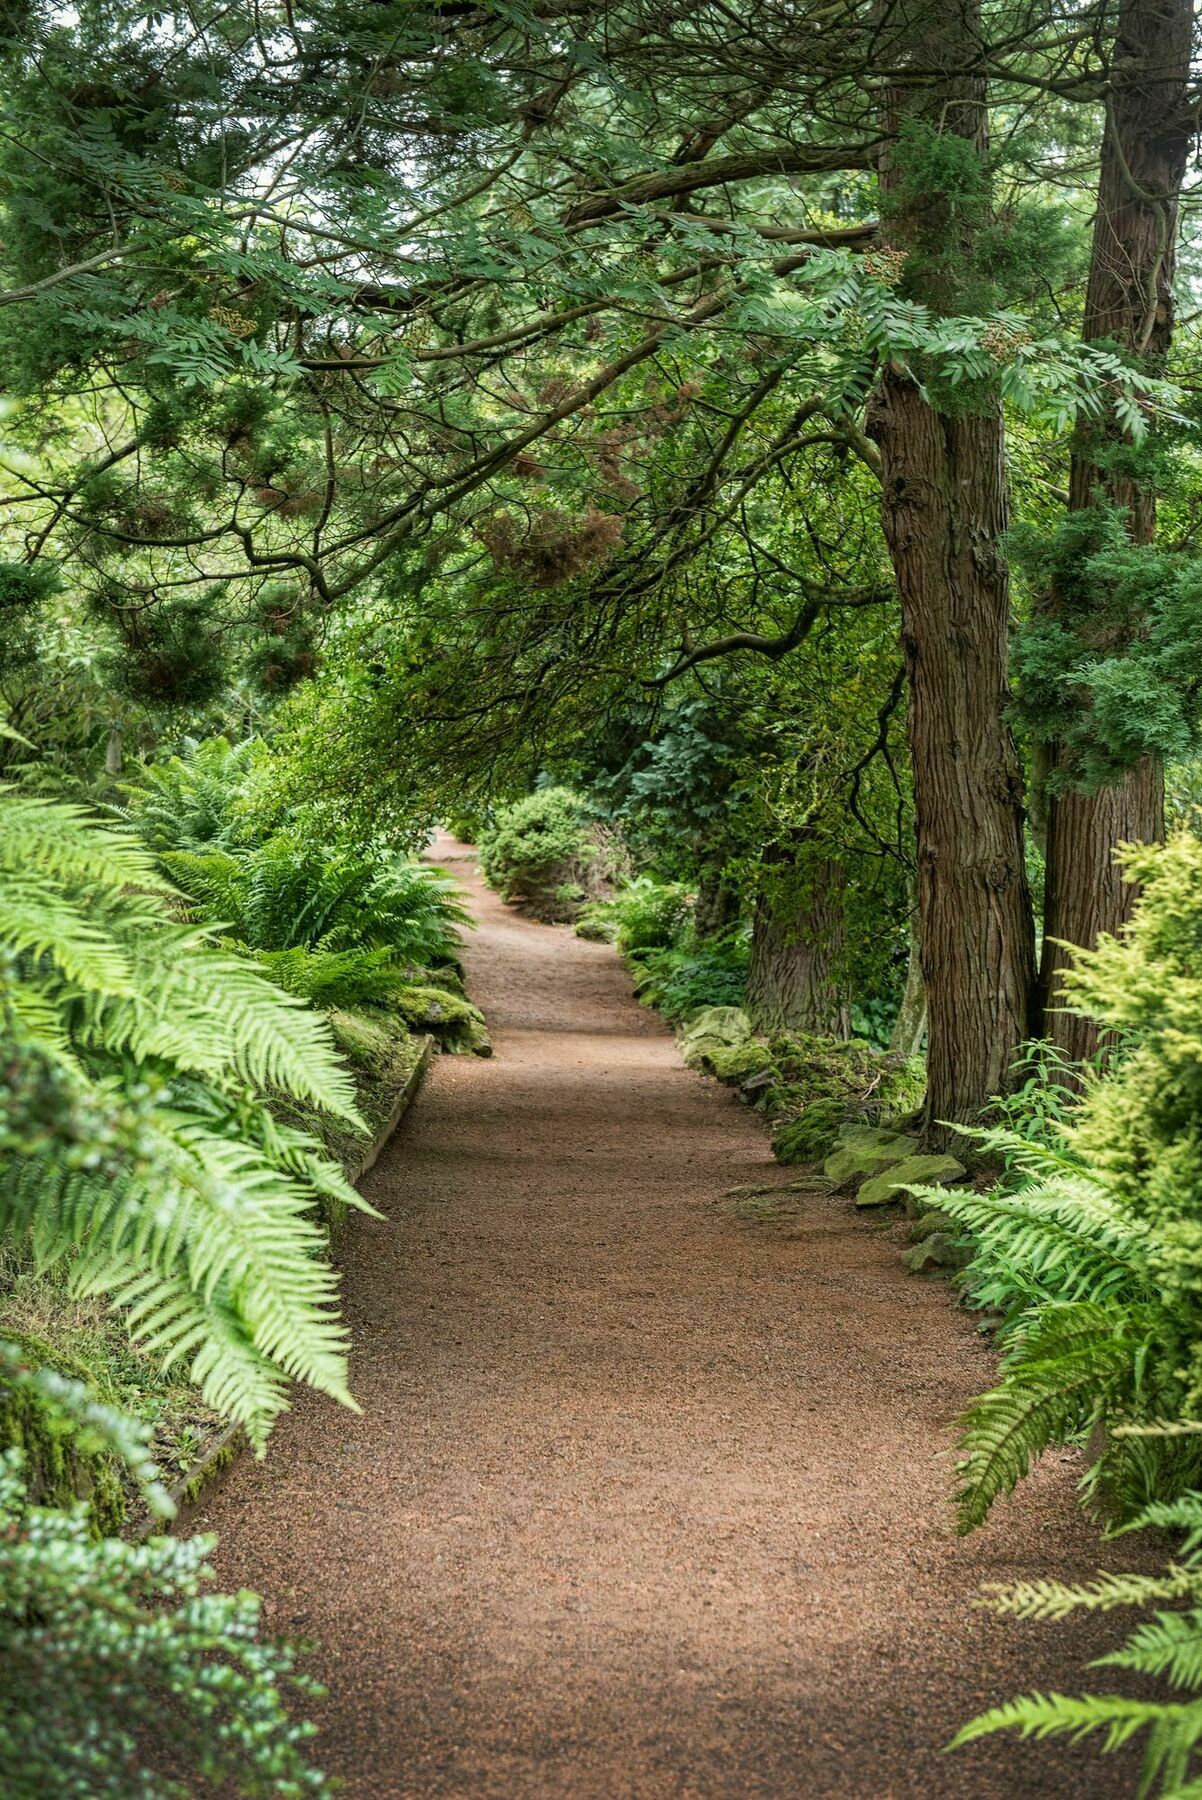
[118,734,261,850]
[932,833,1202,1535]
[478,787,620,920]
[577,876,693,953]
[163,834,469,968]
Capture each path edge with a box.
[135,1035,437,1540]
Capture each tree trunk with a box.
[693,865,740,940]
[1038,0,1192,1058]
[888,909,927,1059]
[866,0,1036,1144]
[1040,759,1165,1063]
[745,854,850,1038]
[104,725,123,776]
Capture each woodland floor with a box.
[199,835,1155,1799]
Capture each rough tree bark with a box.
[1038,0,1194,1063]
[866,0,1037,1143]
[693,865,741,940]
[744,849,851,1038]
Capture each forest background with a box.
[7,0,1202,1795]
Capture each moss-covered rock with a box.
[908,1209,952,1242]
[772,1100,849,1165]
[390,983,492,1055]
[700,1041,779,1086]
[855,1153,966,1208]
[903,1231,973,1274]
[765,1036,926,1166]
[678,1005,753,1070]
[823,1125,920,1182]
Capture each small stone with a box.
[854,1152,967,1208]
[902,1232,973,1274]
[908,1210,949,1242]
[678,1006,751,1049]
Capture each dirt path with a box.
[203,837,1147,1799]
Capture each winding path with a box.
[204,837,1146,1798]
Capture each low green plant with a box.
[578,876,693,954]
[952,1477,1202,1797]
[0,1350,329,1800]
[163,833,469,965]
[1,785,369,1448]
[628,932,751,1022]
[118,734,262,851]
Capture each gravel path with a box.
[201,836,1150,1798]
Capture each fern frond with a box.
[0,882,136,995]
[0,789,169,893]
[1098,1610,1202,1691]
[75,930,363,1124]
[949,1689,1202,1768]
[2,1099,358,1444]
[932,1176,1147,1307]
[955,1301,1160,1531]
[977,1567,1202,1621]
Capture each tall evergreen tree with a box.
[1037,0,1196,1063]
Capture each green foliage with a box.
[768,1034,925,1164]
[577,877,693,954]
[952,1482,1202,1798]
[118,734,263,850]
[628,933,751,1022]
[938,833,1202,1533]
[478,787,592,909]
[1012,507,1202,790]
[0,1449,329,1800]
[163,833,469,967]
[0,785,369,1448]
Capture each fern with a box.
[1,787,371,1447]
[954,1300,1174,1531]
[117,734,261,851]
[951,1690,1202,1794]
[162,832,470,967]
[952,1488,1202,1796]
[926,1159,1149,1316]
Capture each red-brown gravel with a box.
[197,836,1152,1798]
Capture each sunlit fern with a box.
[951,1486,1202,1798]
[0,786,371,1448]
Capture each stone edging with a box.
[135,1036,436,1540]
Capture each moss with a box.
[327,1006,398,1072]
[389,983,491,1055]
[703,1041,780,1086]
[773,1100,848,1165]
[0,1335,126,1535]
[766,1035,926,1166]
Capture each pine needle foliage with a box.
[1,785,369,1447]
